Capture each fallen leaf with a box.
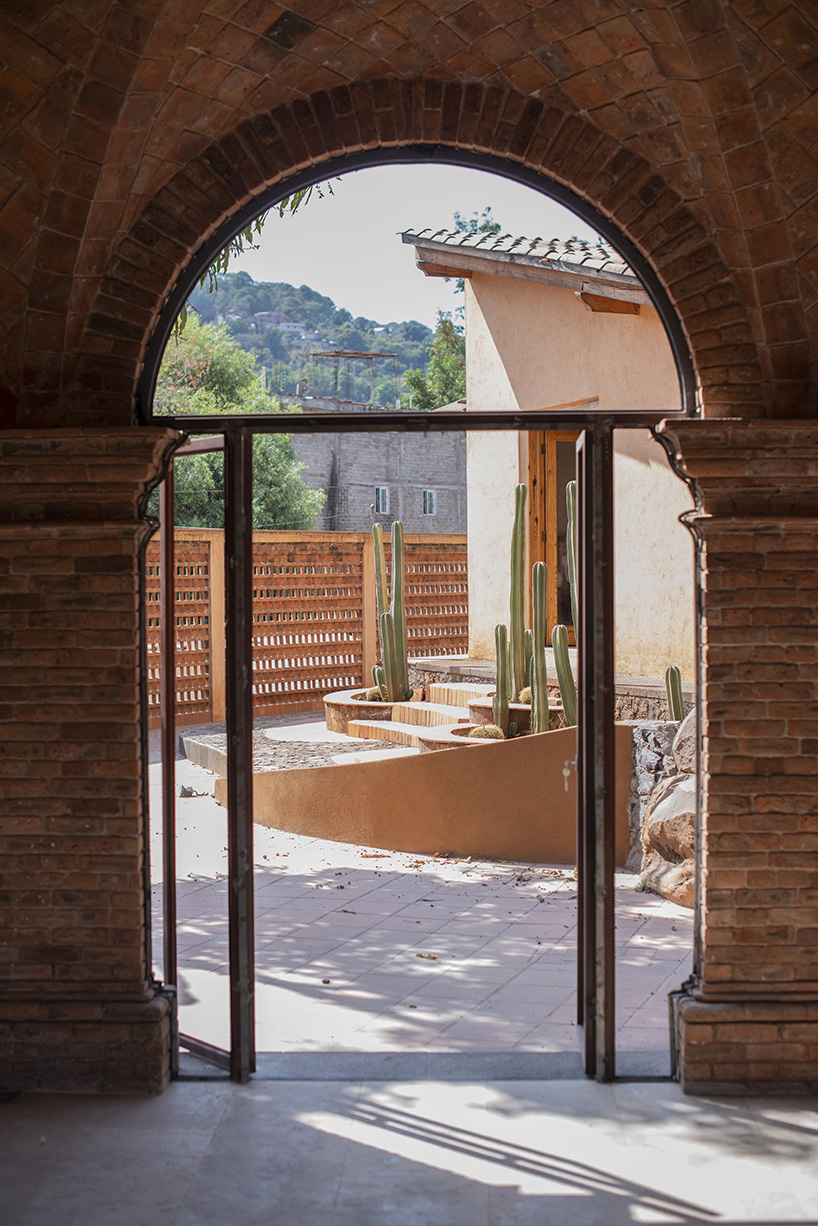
[416,952,437,960]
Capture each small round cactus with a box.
[468,723,505,739]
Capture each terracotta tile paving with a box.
[150,755,693,1073]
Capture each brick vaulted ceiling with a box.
[0,1,816,426]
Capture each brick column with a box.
[0,428,178,1093]
[659,419,818,1093]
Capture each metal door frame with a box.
[575,425,616,1081]
[157,410,660,1082]
[159,433,255,1079]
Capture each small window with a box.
[374,485,389,514]
[422,489,436,516]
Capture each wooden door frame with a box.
[527,429,581,641]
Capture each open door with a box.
[159,432,256,1081]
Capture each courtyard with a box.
[150,719,692,1077]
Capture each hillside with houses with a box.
[188,271,436,408]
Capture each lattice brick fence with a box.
[251,534,366,719]
[398,538,469,659]
[145,534,213,726]
[145,530,467,727]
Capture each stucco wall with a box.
[469,273,679,413]
[613,431,695,679]
[464,275,695,679]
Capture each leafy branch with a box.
[173,181,337,336]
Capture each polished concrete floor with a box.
[4,1076,818,1224]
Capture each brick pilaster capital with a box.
[655,418,818,518]
[0,427,180,523]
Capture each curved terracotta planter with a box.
[468,695,567,733]
[323,689,394,735]
[416,723,489,752]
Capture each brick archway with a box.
[3,1,818,1096]
[82,80,757,424]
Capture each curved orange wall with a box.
[216,726,634,865]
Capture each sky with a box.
[228,163,601,329]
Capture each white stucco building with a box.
[402,229,695,682]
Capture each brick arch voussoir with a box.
[79,78,759,422]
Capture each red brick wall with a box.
[0,429,176,1092]
[662,420,818,1090]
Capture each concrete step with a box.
[427,681,494,706]
[346,719,425,748]
[391,700,469,727]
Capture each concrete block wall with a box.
[293,432,467,533]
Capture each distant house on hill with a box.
[401,229,694,682]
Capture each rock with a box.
[627,720,679,869]
[640,772,696,908]
[672,710,696,774]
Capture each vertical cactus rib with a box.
[372,522,388,663]
[531,561,549,734]
[509,483,527,701]
[552,623,577,727]
[493,624,510,737]
[390,520,410,699]
[565,479,579,633]
[666,665,684,721]
[380,611,399,700]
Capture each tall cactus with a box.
[509,483,527,700]
[372,520,411,702]
[524,628,533,690]
[493,624,510,737]
[530,561,549,733]
[665,665,685,721]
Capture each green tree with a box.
[403,311,465,411]
[151,317,324,529]
[452,206,502,237]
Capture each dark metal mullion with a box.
[594,426,616,1082]
[224,429,256,1082]
[577,426,616,1082]
[155,409,692,436]
[577,433,595,1071]
[160,465,177,993]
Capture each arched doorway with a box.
[136,146,700,1085]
